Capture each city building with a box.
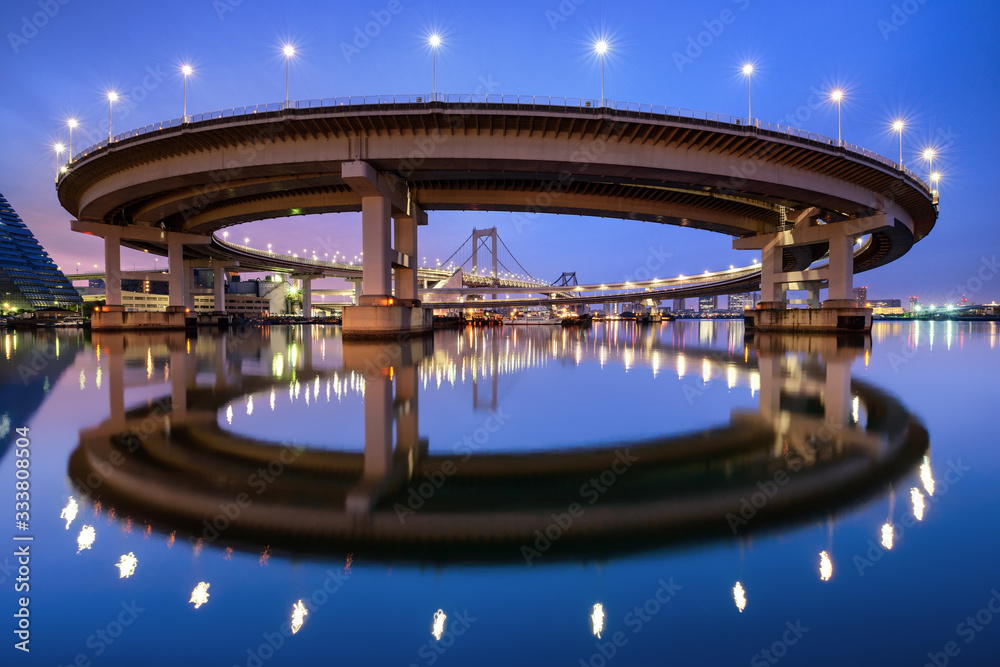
[699,295,719,312]
[0,192,82,312]
[869,299,903,315]
[728,292,758,312]
[909,296,919,311]
[853,286,868,309]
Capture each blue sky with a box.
[1,0,998,303]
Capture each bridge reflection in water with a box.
[69,324,928,565]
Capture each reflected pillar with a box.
[363,373,393,480]
[107,343,125,429]
[302,278,312,318]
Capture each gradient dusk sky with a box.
[1,0,997,303]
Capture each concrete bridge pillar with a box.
[736,216,881,332]
[182,260,197,310]
[340,160,433,337]
[167,236,185,308]
[361,195,392,301]
[104,229,122,307]
[394,213,419,303]
[213,265,227,313]
[302,277,312,318]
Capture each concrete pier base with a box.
[342,304,434,339]
[91,305,195,331]
[747,302,872,333]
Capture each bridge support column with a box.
[104,230,122,307]
[302,278,312,318]
[393,213,418,303]
[183,260,197,310]
[341,160,433,338]
[213,265,226,313]
[737,218,877,333]
[168,237,185,308]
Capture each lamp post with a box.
[830,89,844,145]
[595,40,609,107]
[54,143,65,172]
[429,34,441,100]
[892,120,905,167]
[67,118,78,161]
[107,91,119,143]
[741,64,754,124]
[283,45,295,108]
[181,64,193,122]
[922,148,935,184]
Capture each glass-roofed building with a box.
[0,192,82,311]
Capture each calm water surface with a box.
[1,321,998,666]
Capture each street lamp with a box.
[830,89,844,145]
[922,148,936,183]
[244,237,250,246]
[892,120,905,166]
[741,63,754,123]
[429,34,442,100]
[931,171,941,192]
[594,40,609,106]
[282,44,296,108]
[181,64,193,122]
[107,91,119,143]
[223,231,229,241]
[54,143,65,172]
[66,118,78,161]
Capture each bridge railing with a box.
[62,94,929,192]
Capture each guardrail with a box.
[59,93,931,193]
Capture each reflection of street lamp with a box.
[107,91,119,142]
[830,89,844,144]
[429,34,441,99]
[741,63,754,122]
[892,120,905,166]
[181,64,193,122]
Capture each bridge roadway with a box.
[56,94,937,328]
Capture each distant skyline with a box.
[2,0,998,303]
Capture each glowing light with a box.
[61,497,79,529]
[880,522,894,550]
[594,39,609,55]
[911,487,925,521]
[733,582,747,612]
[428,34,442,48]
[226,405,233,425]
[819,551,833,581]
[920,456,935,496]
[591,603,606,638]
[190,582,211,608]
[54,142,65,154]
[892,119,904,132]
[181,64,193,76]
[931,171,941,183]
[741,63,754,76]
[116,552,138,578]
[830,89,844,102]
[77,525,96,552]
[107,91,119,102]
[922,148,935,162]
[283,44,296,58]
[291,600,308,634]
[431,609,447,641]
[67,118,78,128]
